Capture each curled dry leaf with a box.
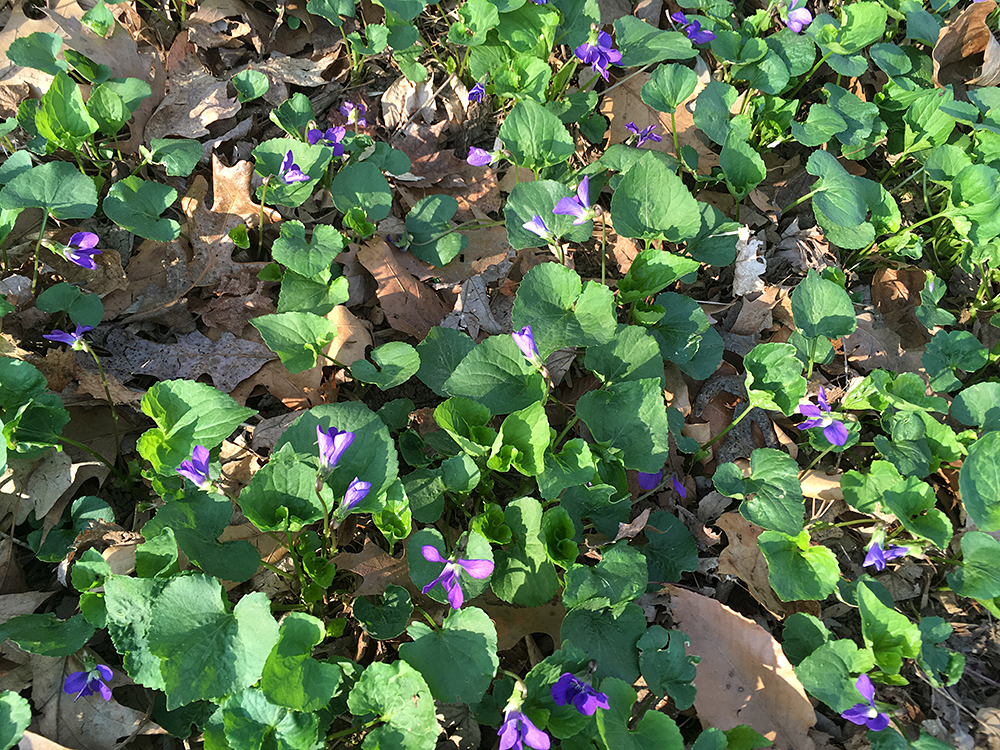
[0,451,73,527]
[662,583,816,749]
[732,227,766,297]
[479,601,565,652]
[933,0,999,89]
[326,305,372,367]
[441,276,507,339]
[382,74,437,130]
[333,538,411,598]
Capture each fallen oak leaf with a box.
[333,538,411,597]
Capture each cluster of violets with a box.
[315,425,372,514]
[499,673,610,750]
[63,665,113,702]
[522,175,598,245]
[278,100,364,184]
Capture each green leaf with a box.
[617,248,701,305]
[405,194,468,266]
[614,16,695,66]
[269,92,315,138]
[434,396,496,457]
[448,0,499,45]
[137,379,254,475]
[511,262,616,356]
[0,160,97,219]
[610,152,702,241]
[806,149,867,228]
[86,85,130,137]
[882,477,952,549]
[443,334,548,415]
[347,662,438,750]
[915,271,956,329]
[148,575,278,709]
[561,483,630,541]
[252,311,337,373]
[7,32,67,75]
[641,63,698,112]
[400,606,499,704]
[720,119,766,202]
[842,460,901,513]
[147,138,206,177]
[379,0,427,20]
[791,103,847,147]
[791,268,857,340]
[714,448,804,535]
[952,383,1000,432]
[0,690,31,750]
[917,617,965,688]
[329,161,392,221]
[959,432,1000,531]
[795,639,875,713]
[353,585,413,640]
[408,529,493,606]
[562,602,646,682]
[858,582,921,674]
[103,577,167,689]
[564,540,646,609]
[253,138,332,208]
[260,612,342,712]
[488,401,548,476]
[641,511,698,584]
[744,342,807,416]
[499,99,575,170]
[595,676,684,750]
[492,497,559,606]
[372,479,411,546]
[505,179,593,249]
[221,689,319,750]
[537,438,596,501]
[306,0,354,24]
[141,490,260,582]
[693,79,737,145]
[135,527,179,578]
[540,505,579,568]
[758,530,839,601]
[34,71,98,152]
[0,613,94,657]
[947,530,1000,601]
[232,69,269,102]
[781,612,830,666]
[576,378,671,472]
[103,176,180,241]
[637,626,697,709]
[35,283,103,328]
[497,2,560,57]
[352,342,420,390]
[471,503,513,545]
[584,324,664,386]
[903,89,957,154]
[416,327,476,397]
[923,330,987,393]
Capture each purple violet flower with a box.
[467,147,495,167]
[786,0,813,33]
[842,674,890,732]
[574,31,622,82]
[63,665,113,702]
[551,673,609,716]
[637,470,662,491]
[341,476,371,513]
[863,541,907,572]
[341,101,367,127]
[176,445,211,489]
[529,0,547,4]
[671,475,687,498]
[522,215,555,243]
[625,122,662,147]
[469,80,487,103]
[59,232,102,269]
[317,425,355,474]
[307,126,346,157]
[671,12,717,43]
[43,324,93,351]
[796,386,848,446]
[512,325,542,365]
[279,150,310,184]
[553,176,596,225]
[498,708,551,750]
[421,544,494,609]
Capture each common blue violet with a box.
[553,176,597,225]
[796,386,848,446]
[317,425,355,474]
[498,708,550,750]
[863,541,907,572]
[574,31,622,82]
[279,150,310,184]
[176,445,211,489]
[420,545,494,609]
[63,665,113,702]
[43,324,93,351]
[671,12,716,43]
[842,674,890,731]
[551,673,609,716]
[59,232,102,269]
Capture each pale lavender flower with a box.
[522,215,555,242]
[863,541,907,572]
[317,425,355,474]
[341,101,367,127]
[574,31,622,82]
[637,470,662,490]
[469,80,487,103]
[341,476,371,512]
[796,386,848,446]
[512,325,542,365]
[625,122,662,147]
[58,232,102,269]
[498,708,550,750]
[279,150,310,184]
[842,674,890,731]
[553,176,596,225]
[176,445,211,489]
[786,0,813,33]
[421,544,494,609]
[671,12,716,43]
[63,665,113,702]
[467,147,495,167]
[43,324,93,351]
[551,673,609,716]
[307,126,346,157]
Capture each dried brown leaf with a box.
[933,0,998,89]
[333,539,411,597]
[326,305,372,367]
[478,602,565,652]
[663,583,816,748]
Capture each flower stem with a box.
[257,179,270,258]
[57,435,123,481]
[85,343,121,464]
[692,403,754,462]
[31,213,50,295]
[314,473,332,555]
